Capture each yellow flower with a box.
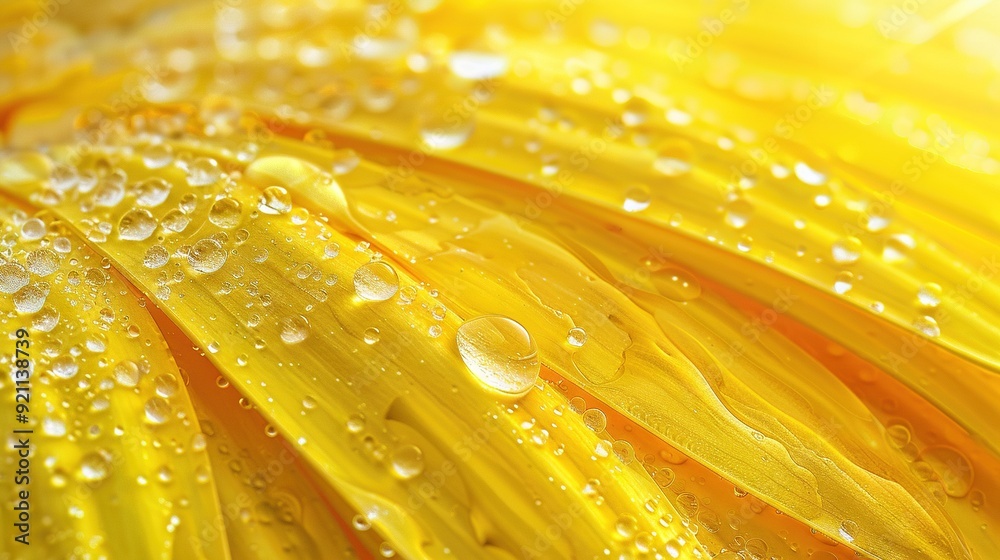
[2,0,999,559]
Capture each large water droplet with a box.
[390,445,424,480]
[188,238,227,273]
[119,209,157,241]
[456,315,540,396]
[0,263,31,294]
[354,262,399,301]
[209,197,242,228]
[280,314,311,344]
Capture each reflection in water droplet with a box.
[567,327,588,347]
[456,315,539,396]
[582,408,607,432]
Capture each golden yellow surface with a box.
[1,0,999,558]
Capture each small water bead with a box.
[187,157,222,187]
[675,492,699,517]
[143,245,170,269]
[913,315,940,337]
[21,218,46,240]
[0,263,30,294]
[567,327,588,347]
[279,314,311,344]
[209,197,243,229]
[346,413,366,433]
[615,514,638,538]
[134,177,172,207]
[363,327,381,345]
[623,185,651,212]
[724,199,754,229]
[13,285,46,314]
[831,237,863,264]
[379,542,396,558]
[80,453,111,482]
[145,397,172,424]
[839,519,859,543]
[188,238,227,273]
[258,186,292,214]
[569,396,586,414]
[352,515,371,531]
[142,144,174,168]
[883,233,916,262]
[323,243,340,258]
[582,408,607,432]
[354,262,400,301]
[390,444,424,479]
[456,315,540,397]
[917,282,943,307]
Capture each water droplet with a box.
[161,209,191,233]
[13,285,46,314]
[331,150,360,175]
[623,185,651,212]
[834,271,854,294]
[258,186,292,215]
[922,445,973,497]
[0,263,30,294]
[832,237,863,264]
[145,397,172,424]
[26,249,59,276]
[80,453,110,482]
[346,413,366,433]
[567,327,588,347]
[913,315,940,337]
[917,282,942,307]
[390,444,424,479]
[20,218,46,240]
[456,315,540,396]
[187,157,221,187]
[143,245,170,269]
[725,199,754,229]
[134,178,172,207]
[209,197,242,229]
[188,238,227,273]
[354,262,399,301]
[364,327,381,345]
[839,519,859,543]
[279,314,310,344]
[420,117,474,150]
[582,408,607,432]
[50,356,79,379]
[142,144,174,168]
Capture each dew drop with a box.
[279,314,310,344]
[390,444,424,480]
[354,262,400,301]
[143,245,170,269]
[917,282,942,307]
[258,186,292,215]
[80,453,111,482]
[187,157,221,187]
[567,327,588,347]
[456,315,540,396]
[582,408,607,432]
[623,185,651,212]
[0,263,30,294]
[913,315,940,337]
[209,197,243,229]
[831,237,863,264]
[188,238,227,273]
